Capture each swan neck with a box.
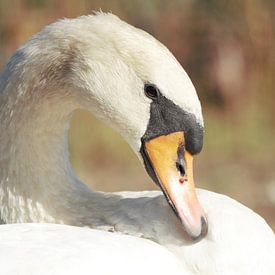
[0,79,93,223]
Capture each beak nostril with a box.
[176,142,186,177]
[176,161,185,177]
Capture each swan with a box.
[0,13,274,274]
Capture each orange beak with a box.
[144,132,207,240]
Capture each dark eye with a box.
[144,83,160,100]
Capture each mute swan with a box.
[0,13,274,275]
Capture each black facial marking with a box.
[140,94,203,189]
[141,94,204,155]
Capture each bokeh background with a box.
[0,0,274,230]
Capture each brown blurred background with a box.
[0,0,274,230]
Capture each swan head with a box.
[27,13,207,240]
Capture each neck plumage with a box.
[0,79,83,223]
[0,59,183,244]
[0,37,122,225]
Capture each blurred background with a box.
[0,0,274,230]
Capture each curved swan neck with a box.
[0,38,157,234]
[0,74,181,244]
[0,78,129,226]
[0,77,79,222]
[0,18,118,224]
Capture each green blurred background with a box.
[0,0,274,230]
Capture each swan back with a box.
[0,223,185,275]
[175,189,275,274]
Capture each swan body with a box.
[0,12,274,274]
[0,223,185,275]
[0,189,274,275]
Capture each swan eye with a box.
[144,84,160,100]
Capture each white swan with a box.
[0,13,274,274]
